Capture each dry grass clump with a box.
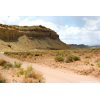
[17,66,44,83]
[3,62,13,69]
[13,61,22,68]
[0,59,44,83]
[65,55,80,63]
[55,55,64,62]
[0,59,13,69]
[4,52,43,60]
[55,53,80,63]
[0,59,22,69]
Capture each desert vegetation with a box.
[17,66,44,83]
[4,48,100,78]
[0,59,44,83]
[65,55,80,63]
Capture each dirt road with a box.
[0,53,100,83]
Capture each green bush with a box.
[55,55,64,62]
[66,55,80,63]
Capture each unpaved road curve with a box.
[0,53,100,83]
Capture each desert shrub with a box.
[17,66,44,83]
[24,66,44,82]
[66,56,73,63]
[3,62,13,69]
[72,55,80,61]
[13,62,22,68]
[0,59,13,69]
[0,73,6,83]
[56,51,64,56]
[0,59,7,66]
[66,55,80,63]
[16,68,24,77]
[24,66,33,78]
[55,55,64,62]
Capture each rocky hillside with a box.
[0,24,68,51]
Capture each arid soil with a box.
[2,50,100,83]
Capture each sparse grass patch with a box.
[13,61,22,68]
[55,55,64,62]
[0,59,13,69]
[66,55,80,63]
[17,66,44,83]
[72,55,80,61]
[0,59,22,69]
[16,68,24,77]
[3,62,13,69]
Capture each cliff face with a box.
[0,24,68,51]
[0,25,59,41]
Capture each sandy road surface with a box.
[0,53,100,83]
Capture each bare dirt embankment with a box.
[1,53,100,83]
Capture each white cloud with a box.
[57,17,100,45]
[59,25,100,45]
[18,18,59,31]
[7,16,20,23]
[0,16,21,24]
[83,17,100,31]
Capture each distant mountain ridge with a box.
[69,44,89,48]
[90,45,100,48]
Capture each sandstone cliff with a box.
[0,24,69,51]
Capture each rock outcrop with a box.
[0,24,69,51]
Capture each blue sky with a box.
[0,16,100,45]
